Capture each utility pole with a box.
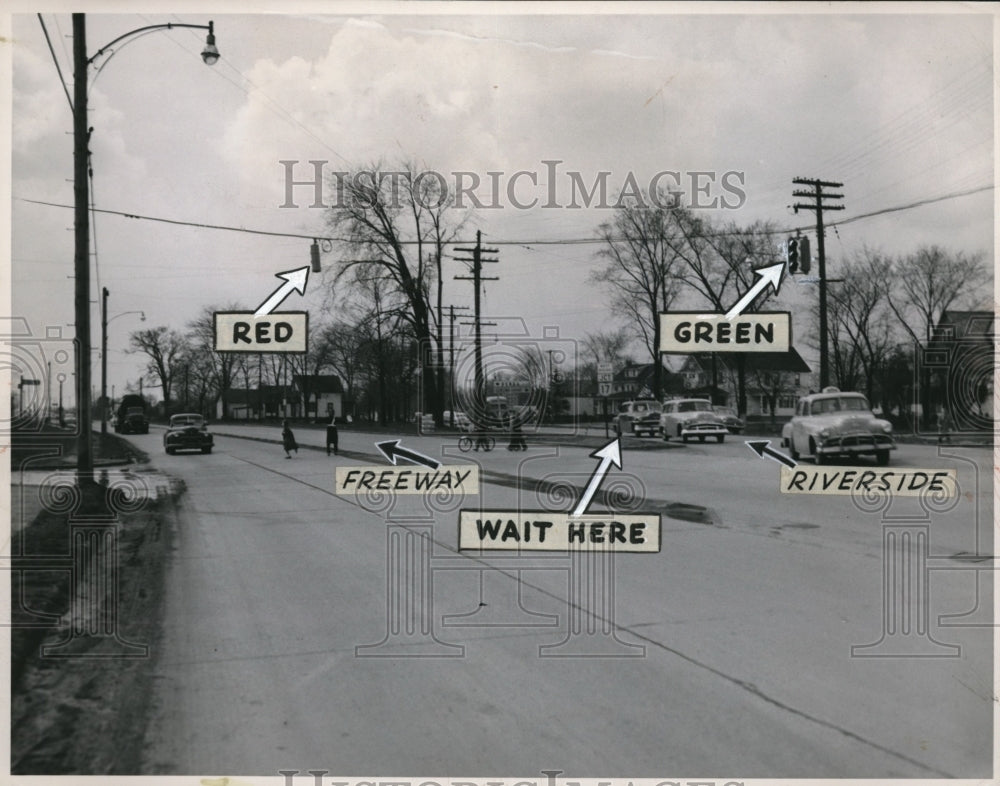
[101,287,108,434]
[793,178,844,389]
[447,304,470,427]
[454,230,498,412]
[73,14,93,481]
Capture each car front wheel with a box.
[876,450,889,466]
[716,434,725,443]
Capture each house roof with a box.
[294,374,344,394]
[931,310,995,343]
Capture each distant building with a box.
[924,310,995,434]
[295,374,345,420]
[602,349,812,416]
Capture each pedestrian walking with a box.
[507,413,527,451]
[938,406,954,444]
[282,419,298,458]
[326,410,339,456]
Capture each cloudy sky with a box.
[6,3,995,403]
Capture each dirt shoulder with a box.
[10,441,183,774]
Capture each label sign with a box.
[336,465,479,495]
[459,510,661,552]
[214,311,308,353]
[598,362,613,396]
[659,311,791,353]
[779,466,958,496]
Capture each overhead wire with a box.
[37,14,74,112]
[15,181,994,250]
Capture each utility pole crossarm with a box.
[792,177,845,391]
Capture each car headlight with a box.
[878,420,892,433]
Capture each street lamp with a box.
[100,286,144,434]
[72,14,218,484]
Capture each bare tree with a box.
[128,326,185,411]
[825,250,896,406]
[885,245,989,425]
[187,304,244,420]
[582,328,632,367]
[887,245,989,343]
[590,197,686,398]
[325,162,469,426]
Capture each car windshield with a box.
[632,402,661,413]
[678,401,712,412]
[810,395,870,415]
[171,415,203,427]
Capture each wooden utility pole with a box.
[454,231,498,411]
[793,178,844,389]
[447,305,470,427]
[73,14,93,481]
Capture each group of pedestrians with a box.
[281,414,339,459]
[280,411,528,459]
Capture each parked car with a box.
[614,399,663,437]
[783,387,895,465]
[163,413,214,455]
[713,406,745,434]
[114,394,149,434]
[443,410,474,431]
[660,398,730,443]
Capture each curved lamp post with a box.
[73,15,218,482]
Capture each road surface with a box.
[124,425,991,777]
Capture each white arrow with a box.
[254,266,310,317]
[724,262,785,320]
[571,438,623,517]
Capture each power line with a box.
[37,14,74,112]
[15,181,993,249]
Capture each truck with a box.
[114,394,149,434]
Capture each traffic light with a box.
[786,237,799,273]
[310,239,321,273]
[798,236,811,274]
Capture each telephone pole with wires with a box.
[793,178,844,389]
[446,304,470,427]
[454,231,498,410]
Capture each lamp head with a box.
[201,21,220,65]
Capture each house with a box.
[218,388,257,420]
[215,385,303,420]
[608,360,686,402]
[924,310,995,434]
[294,374,345,421]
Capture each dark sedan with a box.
[713,406,745,434]
[164,413,214,455]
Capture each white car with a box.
[784,388,895,465]
[660,399,729,443]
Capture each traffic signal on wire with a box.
[798,236,811,274]
[786,237,799,273]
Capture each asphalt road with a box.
[128,425,992,777]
